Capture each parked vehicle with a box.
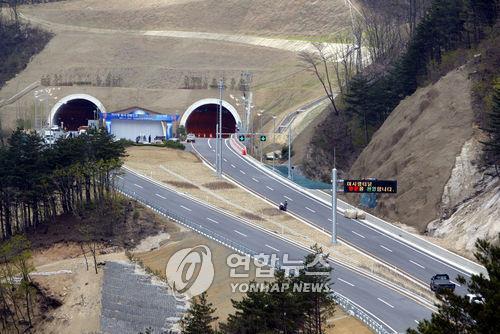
[430,274,456,292]
[186,133,196,143]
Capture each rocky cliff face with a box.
[347,66,474,232]
[347,64,499,253]
[427,137,500,252]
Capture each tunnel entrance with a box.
[185,104,237,138]
[53,99,99,131]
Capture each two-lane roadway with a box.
[116,168,431,333]
[191,138,472,295]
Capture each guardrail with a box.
[333,292,392,334]
[118,184,394,334]
[118,188,257,257]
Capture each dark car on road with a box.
[430,274,456,292]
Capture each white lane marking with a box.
[414,320,420,325]
[234,230,247,237]
[337,278,355,287]
[252,177,260,183]
[450,280,461,287]
[222,138,476,278]
[284,195,293,201]
[380,245,393,252]
[240,170,246,175]
[231,164,236,168]
[409,260,426,269]
[155,193,166,199]
[116,175,123,179]
[197,137,403,334]
[377,298,394,308]
[207,140,212,149]
[180,205,192,212]
[328,218,332,222]
[134,183,143,189]
[212,149,215,152]
[266,186,274,191]
[207,217,220,224]
[351,231,366,239]
[265,244,280,252]
[223,158,228,162]
[305,207,316,213]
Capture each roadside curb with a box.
[228,139,486,277]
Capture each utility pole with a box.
[287,124,292,179]
[215,123,219,173]
[332,168,338,244]
[272,116,276,171]
[257,111,264,163]
[217,79,224,178]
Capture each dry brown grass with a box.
[134,224,370,333]
[202,181,237,190]
[163,180,199,189]
[125,146,437,302]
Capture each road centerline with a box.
[180,205,192,212]
[337,278,355,287]
[265,244,280,252]
[207,217,220,224]
[409,260,425,269]
[380,245,393,252]
[234,230,247,237]
[351,231,366,239]
[377,298,395,308]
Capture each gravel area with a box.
[100,261,185,334]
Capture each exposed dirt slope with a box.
[348,67,474,232]
[22,0,350,36]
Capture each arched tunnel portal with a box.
[180,99,241,138]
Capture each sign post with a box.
[332,168,337,244]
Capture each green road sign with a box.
[238,135,246,142]
[260,135,267,142]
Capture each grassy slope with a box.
[347,68,474,232]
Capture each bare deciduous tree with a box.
[299,44,339,115]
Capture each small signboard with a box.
[238,135,246,142]
[343,180,397,194]
[260,135,267,142]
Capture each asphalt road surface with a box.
[190,138,472,295]
[116,169,431,333]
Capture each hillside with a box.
[22,0,350,37]
[348,67,475,232]
[346,64,499,252]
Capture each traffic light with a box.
[260,135,267,142]
[238,135,245,142]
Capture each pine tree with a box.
[481,81,500,174]
[293,244,336,334]
[180,292,218,334]
[408,235,500,334]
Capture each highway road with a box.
[190,138,472,295]
[116,168,431,333]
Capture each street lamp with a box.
[257,111,264,162]
[272,115,277,170]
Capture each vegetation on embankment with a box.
[302,0,499,181]
[0,128,126,240]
